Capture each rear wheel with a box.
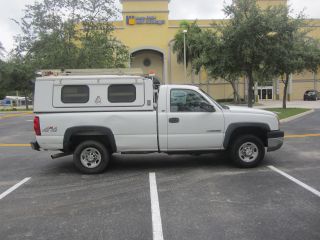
[73,140,110,174]
[230,135,265,168]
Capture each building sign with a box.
[126,16,165,25]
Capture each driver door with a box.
[167,88,225,151]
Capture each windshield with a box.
[200,89,229,110]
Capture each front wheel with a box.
[73,140,110,174]
[230,135,265,168]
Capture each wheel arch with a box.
[63,126,117,153]
[223,123,270,149]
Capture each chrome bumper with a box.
[267,131,284,152]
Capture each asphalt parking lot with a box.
[0,111,319,240]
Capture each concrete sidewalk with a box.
[254,100,320,109]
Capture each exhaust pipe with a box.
[51,152,71,159]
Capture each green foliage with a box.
[194,29,244,103]
[263,6,320,108]
[5,58,35,93]
[265,7,308,77]
[0,60,11,99]
[221,0,280,107]
[0,57,35,109]
[302,38,320,74]
[13,0,129,69]
[77,32,129,68]
[173,21,203,67]
[173,21,243,102]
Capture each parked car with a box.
[0,99,12,106]
[303,90,319,101]
[31,70,284,174]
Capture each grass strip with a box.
[264,108,310,120]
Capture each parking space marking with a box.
[285,133,320,139]
[0,177,31,200]
[0,144,31,147]
[268,166,320,197]
[149,172,164,240]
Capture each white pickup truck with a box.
[31,73,284,174]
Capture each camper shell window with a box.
[108,84,136,103]
[61,85,89,103]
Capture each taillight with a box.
[34,116,41,136]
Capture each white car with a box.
[31,71,284,174]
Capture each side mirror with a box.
[200,102,215,112]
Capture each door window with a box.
[170,89,211,112]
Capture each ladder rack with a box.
[39,68,144,77]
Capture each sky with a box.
[1,0,320,55]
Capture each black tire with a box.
[73,140,110,174]
[229,135,265,168]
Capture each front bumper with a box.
[30,141,40,151]
[267,131,284,152]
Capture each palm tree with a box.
[173,21,203,68]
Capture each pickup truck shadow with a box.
[108,153,234,173]
[41,152,235,175]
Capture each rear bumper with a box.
[267,131,284,152]
[30,141,40,151]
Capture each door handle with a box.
[169,117,179,123]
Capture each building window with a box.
[170,89,210,112]
[108,84,136,103]
[61,85,89,103]
[143,58,151,67]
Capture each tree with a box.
[13,0,129,69]
[0,60,8,99]
[265,6,320,108]
[193,30,243,103]
[5,57,35,110]
[303,38,320,88]
[221,0,283,107]
[173,21,203,81]
[173,22,242,101]
[77,32,129,68]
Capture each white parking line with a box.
[149,172,164,240]
[0,177,31,200]
[268,166,320,197]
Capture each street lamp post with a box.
[183,29,188,81]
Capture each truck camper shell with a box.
[34,69,155,113]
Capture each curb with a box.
[280,109,315,123]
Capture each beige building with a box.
[112,0,320,101]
